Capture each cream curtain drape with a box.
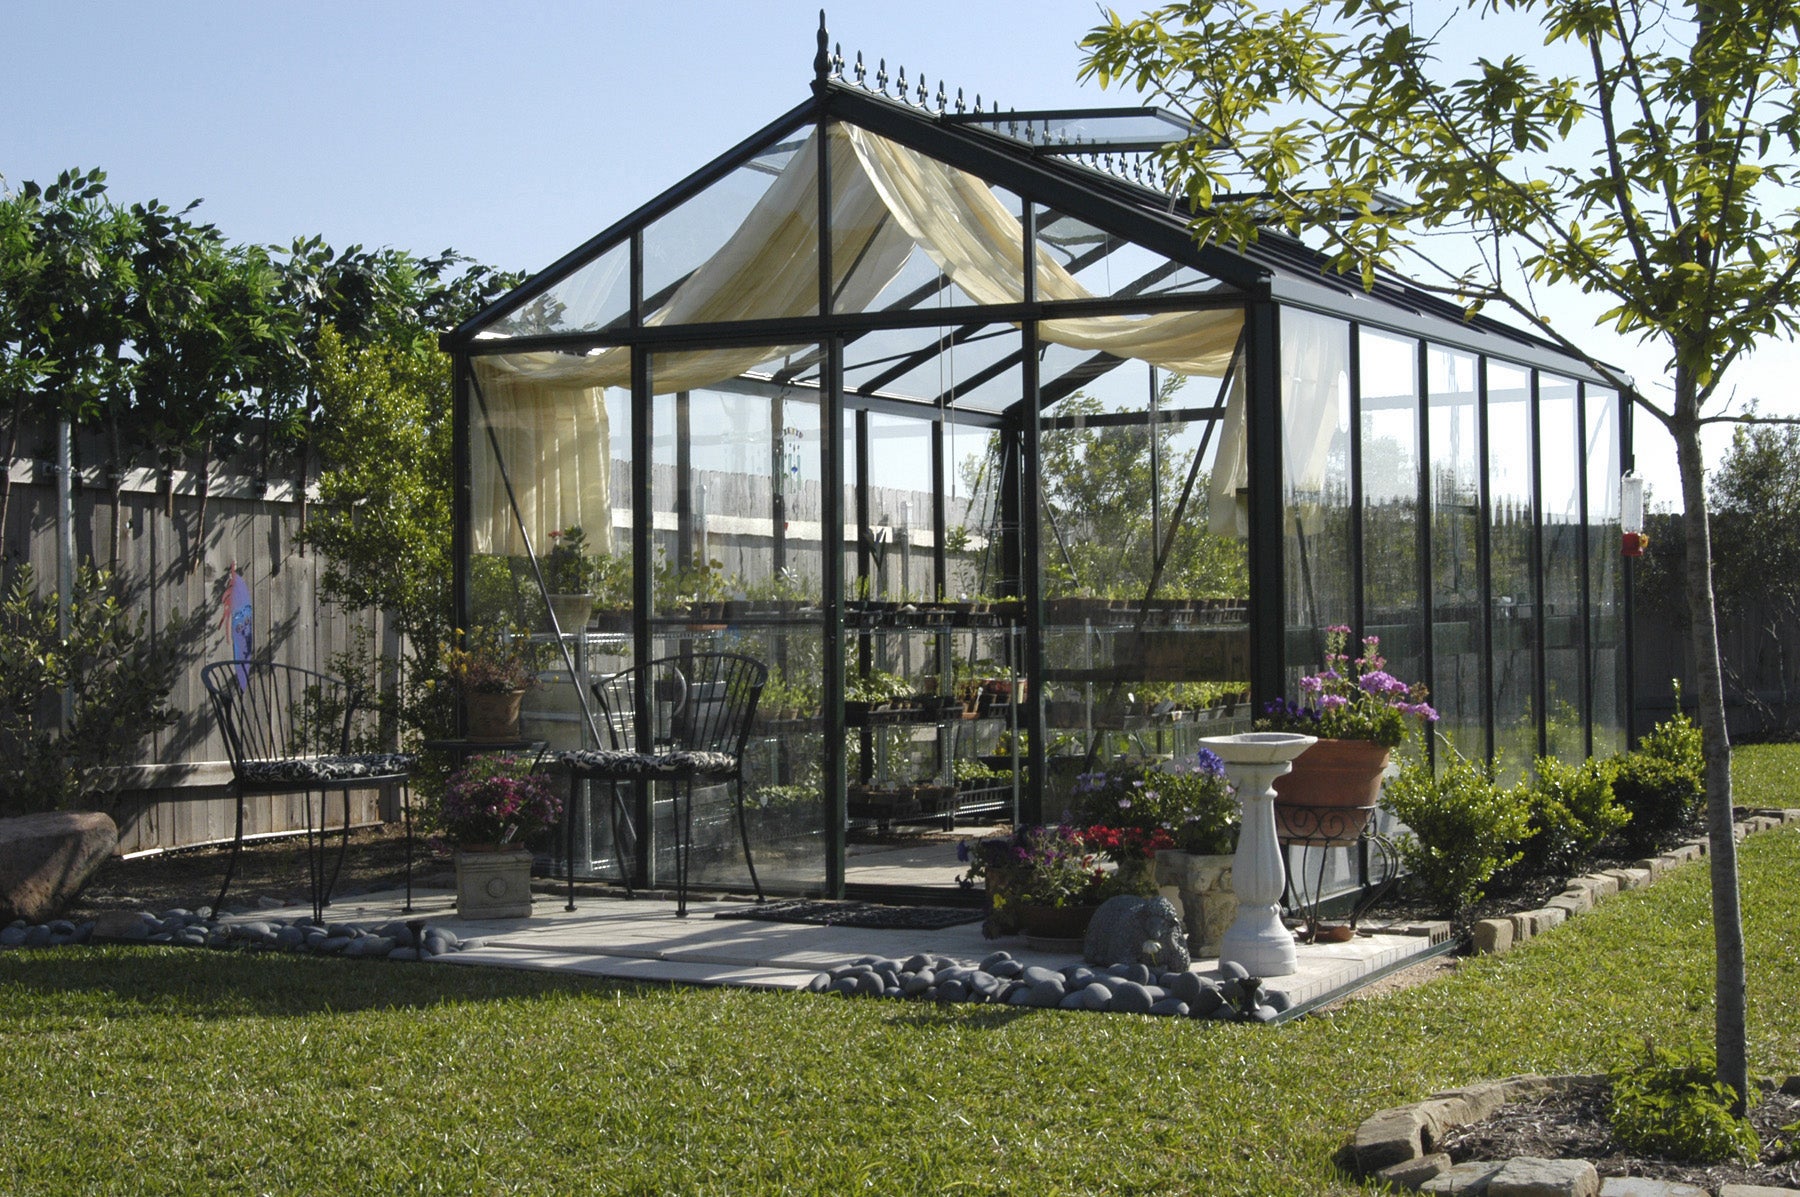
[473,121,1257,553]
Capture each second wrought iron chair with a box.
[559,652,767,917]
[201,660,417,922]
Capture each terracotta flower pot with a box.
[1269,738,1391,844]
[465,689,525,743]
[1013,902,1099,942]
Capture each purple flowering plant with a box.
[1256,626,1437,749]
[1069,749,1239,855]
[438,753,562,846]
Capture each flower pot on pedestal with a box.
[1270,738,1391,844]
[1153,849,1237,958]
[454,845,534,919]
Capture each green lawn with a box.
[3,755,1797,1196]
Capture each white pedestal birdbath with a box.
[1199,731,1318,978]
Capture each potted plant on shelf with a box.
[1255,625,1437,844]
[543,525,599,631]
[443,626,543,742]
[437,753,562,918]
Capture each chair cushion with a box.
[239,752,417,785]
[561,748,738,779]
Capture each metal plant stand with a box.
[1277,803,1401,943]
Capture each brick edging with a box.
[1470,809,1800,957]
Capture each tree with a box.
[1707,420,1800,730]
[1081,0,1800,1108]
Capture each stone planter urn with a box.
[546,592,595,633]
[1152,849,1237,958]
[454,846,534,919]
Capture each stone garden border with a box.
[1351,807,1800,1197]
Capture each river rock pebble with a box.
[807,949,1287,1019]
[0,904,479,963]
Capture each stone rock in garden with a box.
[1022,980,1065,1008]
[1082,895,1190,973]
[1076,983,1112,1011]
[1716,1185,1800,1197]
[1486,1156,1597,1197]
[1597,1178,1707,1197]
[1355,1106,1437,1172]
[901,973,933,997]
[1419,1161,1504,1195]
[1378,1152,1452,1191]
[903,953,930,972]
[0,811,119,924]
[1217,959,1249,980]
[1106,981,1154,1014]
[1023,965,1061,986]
[937,978,967,1002]
[1058,990,1088,1010]
[988,958,1024,979]
[90,910,155,942]
[1263,989,1291,1013]
[1147,998,1188,1017]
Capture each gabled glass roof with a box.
[942,106,1195,155]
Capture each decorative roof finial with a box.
[853,50,866,86]
[916,76,928,106]
[832,42,844,78]
[876,58,888,94]
[813,11,830,84]
[936,81,947,112]
[955,87,965,114]
[896,64,907,100]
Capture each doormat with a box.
[713,900,984,931]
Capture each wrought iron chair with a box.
[201,660,417,922]
[559,652,767,917]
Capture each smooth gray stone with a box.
[903,954,930,972]
[319,936,354,953]
[1063,966,1096,985]
[174,928,208,946]
[460,938,486,950]
[375,921,412,944]
[47,919,75,935]
[1170,972,1210,1005]
[937,979,968,1002]
[1217,960,1249,980]
[46,930,74,946]
[1077,984,1113,1010]
[827,977,857,995]
[0,926,27,946]
[805,974,831,993]
[1108,982,1155,1014]
[350,935,396,958]
[853,972,883,997]
[979,951,1013,970]
[910,969,936,988]
[325,924,358,938]
[882,985,903,999]
[901,973,934,997]
[1058,991,1088,1009]
[1006,987,1034,1006]
[23,925,52,946]
[1022,981,1065,1008]
[1207,1003,1240,1021]
[1149,998,1189,1017]
[275,926,306,947]
[1248,1004,1278,1022]
[1022,965,1062,985]
[255,896,284,909]
[1264,989,1292,1012]
[989,959,1024,979]
[422,932,454,954]
[147,932,173,943]
[969,972,1003,999]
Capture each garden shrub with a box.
[1609,1040,1760,1164]
[1381,750,1532,915]
[1612,752,1703,855]
[1506,755,1629,882]
[0,564,189,815]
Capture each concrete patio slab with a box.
[233,883,1448,1013]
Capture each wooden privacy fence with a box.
[3,453,400,854]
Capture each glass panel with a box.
[1540,375,1586,759]
[1586,387,1626,755]
[843,322,1023,412]
[1487,362,1536,779]
[642,135,815,325]
[1039,356,1250,809]
[1036,209,1220,299]
[638,346,827,895]
[944,413,1005,603]
[1428,345,1485,761]
[1282,310,1354,687]
[865,413,938,603]
[483,242,629,338]
[947,107,1192,152]
[1360,330,1424,702]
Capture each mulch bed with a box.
[1440,1079,1800,1191]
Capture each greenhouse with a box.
[442,33,1632,904]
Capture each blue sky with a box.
[8,0,1794,503]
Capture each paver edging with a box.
[1472,810,1798,957]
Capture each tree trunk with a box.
[1672,386,1750,1113]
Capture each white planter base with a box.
[455,848,534,919]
